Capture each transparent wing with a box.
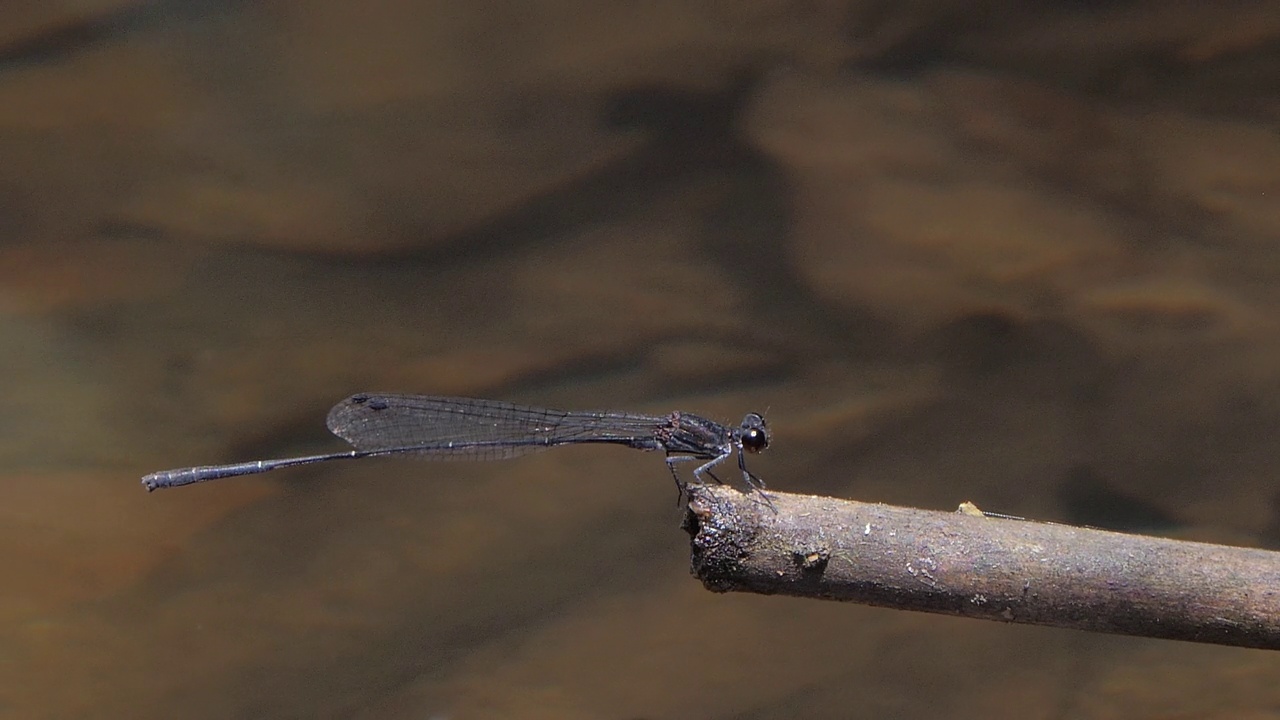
[325,393,664,460]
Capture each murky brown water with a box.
[2,2,1280,718]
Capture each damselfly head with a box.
[738,412,769,453]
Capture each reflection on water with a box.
[3,2,1280,718]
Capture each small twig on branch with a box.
[684,485,1280,650]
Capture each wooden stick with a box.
[684,485,1280,650]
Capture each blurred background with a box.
[3,1,1280,718]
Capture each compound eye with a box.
[742,427,769,453]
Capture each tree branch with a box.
[684,485,1280,650]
